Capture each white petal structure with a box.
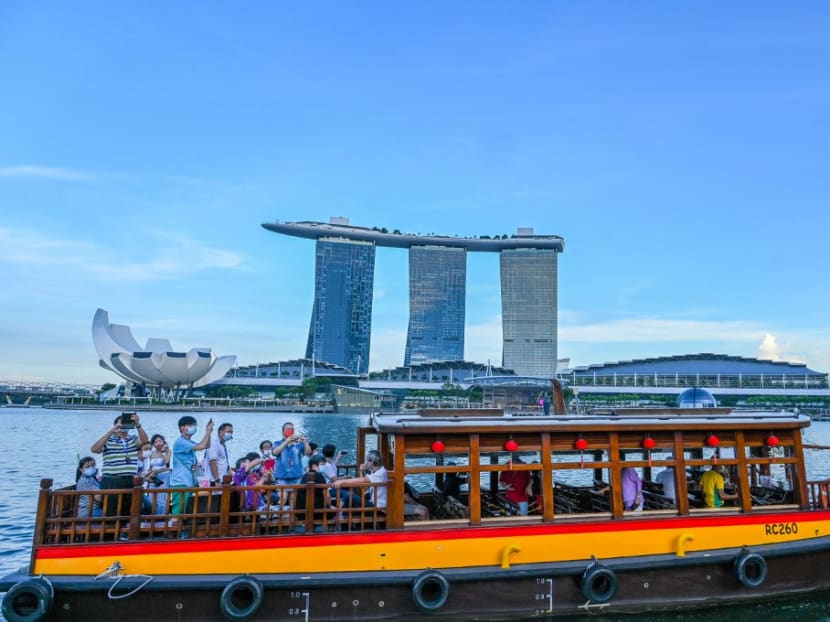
[92,308,237,389]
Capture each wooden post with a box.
[735,431,752,513]
[541,432,554,522]
[609,433,622,518]
[674,431,689,516]
[551,379,567,415]
[302,479,314,533]
[793,429,810,510]
[469,434,481,526]
[129,476,143,540]
[30,479,52,572]
[219,474,232,536]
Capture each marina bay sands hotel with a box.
[262,218,564,378]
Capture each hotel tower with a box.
[262,218,564,377]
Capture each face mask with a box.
[83,467,96,477]
[186,425,197,436]
[262,449,272,457]
[283,430,294,438]
[224,433,234,442]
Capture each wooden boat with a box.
[4,383,830,621]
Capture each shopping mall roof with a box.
[562,353,825,377]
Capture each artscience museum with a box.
[92,308,236,396]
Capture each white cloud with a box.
[0,227,246,282]
[0,165,95,181]
[758,333,781,361]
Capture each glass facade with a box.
[305,238,375,374]
[404,246,466,366]
[500,249,558,377]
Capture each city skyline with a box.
[1,4,829,384]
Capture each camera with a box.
[120,412,136,429]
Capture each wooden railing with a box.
[36,475,388,545]
[807,479,830,510]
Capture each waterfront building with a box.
[404,245,466,366]
[263,218,565,374]
[306,237,375,375]
[500,248,558,377]
[559,354,829,391]
[91,308,236,397]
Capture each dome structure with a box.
[92,308,236,392]
[677,387,718,409]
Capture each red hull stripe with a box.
[36,509,828,560]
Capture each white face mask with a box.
[262,449,272,457]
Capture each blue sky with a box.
[1,3,829,385]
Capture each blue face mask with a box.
[186,425,197,436]
[83,467,97,477]
[224,433,234,442]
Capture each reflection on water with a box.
[3,408,830,621]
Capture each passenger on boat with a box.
[333,449,387,510]
[170,416,214,515]
[260,440,273,459]
[621,467,644,511]
[321,444,362,507]
[74,456,102,519]
[294,455,331,532]
[499,455,532,515]
[442,463,467,499]
[655,467,677,503]
[148,434,171,513]
[90,413,149,516]
[403,481,429,520]
[232,453,271,511]
[273,422,311,506]
[205,422,233,486]
[136,441,156,514]
[149,434,171,469]
[301,441,319,472]
[700,465,738,508]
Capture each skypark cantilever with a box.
[262,218,564,377]
[261,220,564,251]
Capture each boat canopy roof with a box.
[370,408,811,435]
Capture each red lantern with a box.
[766,435,780,447]
[431,440,445,453]
[505,439,519,452]
[642,436,656,466]
[575,437,588,468]
[706,434,720,447]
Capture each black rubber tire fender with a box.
[219,575,264,621]
[735,551,767,589]
[412,569,450,613]
[1,578,54,622]
[581,563,618,603]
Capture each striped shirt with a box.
[101,434,140,476]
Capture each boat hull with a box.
[5,535,830,621]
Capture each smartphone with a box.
[120,412,136,429]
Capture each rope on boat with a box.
[94,561,154,600]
